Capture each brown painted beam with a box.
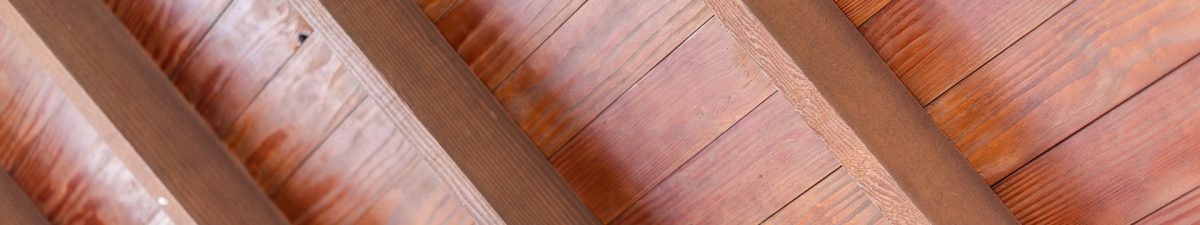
[703,0,1018,224]
[0,172,50,225]
[290,0,599,224]
[1,0,288,224]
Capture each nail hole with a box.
[298,33,310,43]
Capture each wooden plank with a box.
[415,0,460,21]
[704,0,1017,224]
[610,94,840,225]
[291,0,599,224]
[763,168,887,225]
[491,0,711,154]
[992,57,1200,224]
[549,19,774,222]
[3,0,288,224]
[834,0,891,26]
[102,0,229,73]
[927,0,1200,183]
[173,0,313,133]
[858,0,1071,103]
[0,172,49,225]
[224,35,366,192]
[436,0,584,89]
[1138,187,1200,225]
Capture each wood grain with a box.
[763,168,887,225]
[354,153,475,225]
[834,0,891,26]
[858,0,1072,103]
[415,0,460,21]
[0,22,161,224]
[610,94,841,225]
[491,0,711,155]
[5,0,288,223]
[0,172,50,225]
[992,57,1200,225]
[173,0,313,133]
[705,0,1017,224]
[548,19,773,222]
[1138,187,1200,225]
[224,35,366,193]
[436,0,584,89]
[293,0,599,223]
[103,0,229,73]
[927,0,1200,183]
[272,101,451,224]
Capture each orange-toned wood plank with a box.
[859,0,1072,103]
[834,0,890,26]
[610,94,841,224]
[992,57,1200,224]
[550,19,773,222]
[1139,187,1200,224]
[293,0,598,223]
[415,0,459,21]
[706,0,1016,223]
[5,0,288,223]
[437,0,583,88]
[491,0,711,155]
[763,168,887,225]
[271,101,465,224]
[927,0,1200,183]
[224,35,366,192]
[0,23,163,224]
[173,0,312,133]
[103,0,229,73]
[0,172,49,225]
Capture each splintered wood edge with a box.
[2,0,288,224]
[703,0,1019,224]
[290,0,600,224]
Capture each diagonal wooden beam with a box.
[0,172,50,225]
[703,0,1019,224]
[1,0,288,224]
[290,0,600,224]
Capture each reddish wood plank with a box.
[610,94,841,225]
[436,0,584,88]
[992,57,1200,224]
[1139,187,1200,225]
[271,101,465,224]
[927,0,1200,183]
[491,0,711,155]
[858,0,1072,103]
[224,36,366,192]
[415,0,459,21]
[549,19,773,222]
[763,168,887,225]
[173,0,313,133]
[103,0,229,73]
[834,0,891,26]
[0,29,165,224]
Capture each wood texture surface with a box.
[173,0,312,133]
[858,0,1072,104]
[992,57,1200,224]
[102,0,229,74]
[610,94,841,225]
[763,168,887,225]
[705,0,1017,224]
[5,0,288,224]
[491,0,711,155]
[833,0,891,26]
[292,0,599,223]
[1139,187,1200,225]
[436,0,584,89]
[0,172,50,225]
[927,0,1200,183]
[548,19,773,222]
[223,35,366,193]
[416,0,459,20]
